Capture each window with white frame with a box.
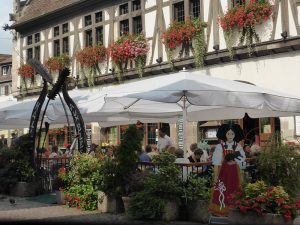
[2,66,8,76]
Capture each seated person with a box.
[188,148,203,163]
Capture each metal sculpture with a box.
[28,59,87,166]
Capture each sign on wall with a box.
[177,116,184,149]
[86,124,92,152]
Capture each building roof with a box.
[0,56,12,65]
[0,55,12,63]
[15,0,82,25]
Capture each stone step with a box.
[209,216,229,225]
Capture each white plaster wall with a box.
[70,35,74,56]
[78,32,83,49]
[41,31,45,41]
[105,24,110,47]
[163,6,170,27]
[48,28,53,39]
[114,22,118,41]
[288,0,297,37]
[70,21,74,32]
[40,44,44,62]
[145,10,156,38]
[48,42,53,57]
[78,17,83,29]
[146,0,156,9]
[104,9,110,21]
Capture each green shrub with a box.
[257,133,300,195]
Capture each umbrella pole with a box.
[183,94,187,157]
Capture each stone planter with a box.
[121,196,131,213]
[55,190,65,205]
[9,181,38,197]
[228,208,293,225]
[98,191,119,213]
[187,200,210,223]
[162,200,179,221]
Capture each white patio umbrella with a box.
[104,69,300,151]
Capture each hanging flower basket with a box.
[109,34,149,80]
[219,0,273,58]
[18,64,35,92]
[45,54,70,73]
[48,128,65,136]
[75,44,107,86]
[161,19,207,67]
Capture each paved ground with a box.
[0,194,202,225]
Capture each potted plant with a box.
[256,133,300,196]
[219,0,273,58]
[6,134,39,197]
[53,166,67,205]
[63,154,101,211]
[75,44,107,86]
[45,54,70,73]
[183,175,211,223]
[229,180,300,225]
[128,151,183,221]
[97,125,143,213]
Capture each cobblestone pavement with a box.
[0,194,202,225]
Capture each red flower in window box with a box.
[18,64,35,78]
[45,54,70,72]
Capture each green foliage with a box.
[128,191,164,220]
[114,125,143,196]
[63,154,102,210]
[128,152,183,220]
[184,176,211,202]
[64,184,98,210]
[257,133,300,195]
[0,134,36,184]
[244,180,267,198]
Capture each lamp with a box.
[281,31,288,40]
[156,57,162,64]
[213,44,219,52]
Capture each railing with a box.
[35,157,70,192]
[36,157,258,193]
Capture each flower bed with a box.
[161,19,207,67]
[230,181,300,222]
[219,0,272,57]
[109,34,149,79]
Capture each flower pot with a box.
[55,190,65,205]
[97,191,117,213]
[9,181,38,197]
[228,208,293,225]
[187,200,210,223]
[162,200,179,221]
[121,196,131,213]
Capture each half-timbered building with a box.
[9,0,300,149]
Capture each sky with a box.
[0,0,13,54]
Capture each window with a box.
[62,23,69,34]
[133,16,142,34]
[54,26,60,37]
[34,46,40,61]
[85,30,93,47]
[108,127,118,145]
[96,26,103,45]
[85,15,92,26]
[95,11,103,23]
[27,35,32,45]
[34,33,40,43]
[147,123,158,145]
[132,0,141,11]
[62,37,69,54]
[27,48,33,60]
[232,0,245,7]
[190,0,200,19]
[2,67,7,76]
[120,19,129,36]
[120,3,128,15]
[4,85,9,96]
[174,1,185,22]
[54,40,60,56]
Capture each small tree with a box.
[257,133,300,195]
